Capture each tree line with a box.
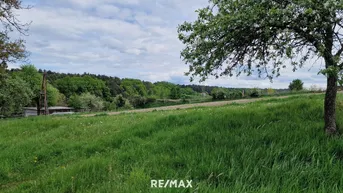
[1,64,295,117]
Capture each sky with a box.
[9,0,328,89]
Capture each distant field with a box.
[2,94,343,192]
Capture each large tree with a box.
[0,0,30,116]
[178,0,343,134]
[0,0,30,72]
[289,79,304,91]
[0,75,32,117]
[14,65,61,114]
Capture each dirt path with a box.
[82,93,323,117]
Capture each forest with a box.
[0,64,293,117]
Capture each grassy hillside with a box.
[1,94,343,192]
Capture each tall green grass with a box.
[1,94,343,192]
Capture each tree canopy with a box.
[178,0,343,134]
[13,65,61,110]
[0,0,30,72]
[178,0,343,79]
[121,79,148,97]
[289,79,304,91]
[0,75,32,117]
[55,76,110,99]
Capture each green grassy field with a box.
[2,94,343,192]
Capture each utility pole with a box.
[39,70,48,115]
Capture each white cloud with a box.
[7,0,327,89]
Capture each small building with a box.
[23,106,75,117]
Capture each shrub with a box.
[80,93,104,111]
[170,87,181,99]
[228,90,242,99]
[181,94,192,99]
[56,93,67,106]
[129,95,147,108]
[180,94,191,103]
[146,97,157,104]
[123,100,133,110]
[267,88,276,95]
[68,93,104,111]
[103,101,117,111]
[126,96,157,109]
[114,95,126,108]
[46,84,60,106]
[68,94,83,110]
[249,88,261,98]
[211,88,227,100]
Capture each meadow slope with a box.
[2,94,343,192]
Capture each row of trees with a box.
[2,65,296,117]
[2,65,208,116]
[2,64,310,117]
[51,76,201,110]
[210,79,307,101]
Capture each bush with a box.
[181,94,192,99]
[123,100,133,110]
[129,96,147,108]
[170,87,181,99]
[146,97,157,104]
[228,90,242,99]
[267,88,276,95]
[81,93,104,111]
[249,88,261,98]
[211,88,227,100]
[103,101,117,111]
[179,94,189,103]
[126,96,157,109]
[56,93,67,106]
[68,93,104,111]
[114,95,126,108]
[47,84,60,106]
[68,94,83,110]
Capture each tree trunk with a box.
[324,74,338,135]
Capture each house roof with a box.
[23,106,74,111]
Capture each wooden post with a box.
[40,70,48,115]
[44,71,48,115]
